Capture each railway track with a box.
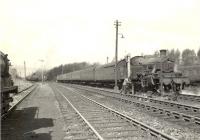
[178,94,200,103]
[1,84,38,120]
[18,84,35,93]
[52,83,176,140]
[132,92,200,103]
[65,84,200,129]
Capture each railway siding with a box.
[52,85,104,140]
[64,84,200,128]
[59,83,200,139]
[54,83,177,140]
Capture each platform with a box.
[1,83,65,140]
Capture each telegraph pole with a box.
[61,65,64,74]
[39,59,44,83]
[114,20,121,90]
[107,57,109,64]
[24,61,26,80]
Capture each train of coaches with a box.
[25,49,200,92]
[57,50,191,95]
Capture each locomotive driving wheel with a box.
[172,82,181,92]
[163,84,171,92]
[171,83,181,100]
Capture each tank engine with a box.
[131,50,189,94]
[0,51,18,114]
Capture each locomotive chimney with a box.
[160,49,167,57]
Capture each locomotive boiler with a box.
[57,50,189,95]
[0,51,18,114]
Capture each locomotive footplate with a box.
[1,86,18,94]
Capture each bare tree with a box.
[182,49,196,65]
[197,48,200,61]
[166,49,180,64]
[153,50,160,57]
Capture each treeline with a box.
[154,48,200,65]
[46,62,93,81]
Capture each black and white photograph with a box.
[1,0,200,139]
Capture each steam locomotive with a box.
[0,51,18,114]
[26,73,41,82]
[57,50,189,95]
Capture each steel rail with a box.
[67,84,200,126]
[1,84,38,119]
[18,84,34,93]
[77,84,200,112]
[55,87,104,140]
[178,94,200,102]
[89,85,200,110]
[69,84,200,111]
[58,84,177,140]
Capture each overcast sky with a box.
[1,0,200,75]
